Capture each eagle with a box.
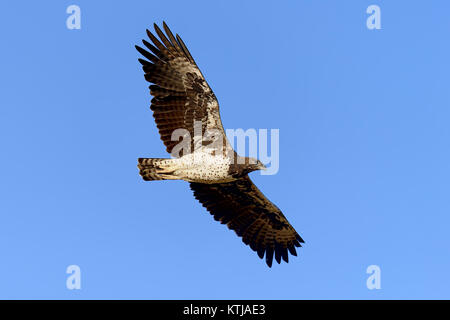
[135,22,304,267]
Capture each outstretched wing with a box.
[190,176,304,267]
[136,22,230,156]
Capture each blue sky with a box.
[1,1,449,299]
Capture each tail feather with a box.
[137,158,179,181]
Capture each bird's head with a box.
[247,158,267,172]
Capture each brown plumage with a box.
[136,22,304,267]
[135,22,230,157]
[190,177,304,267]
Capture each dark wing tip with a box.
[153,23,164,38]
[257,247,265,259]
[265,247,274,268]
[135,44,147,56]
[281,248,289,263]
[275,252,282,264]
[138,58,150,66]
[288,245,297,257]
[297,234,305,243]
[274,243,284,264]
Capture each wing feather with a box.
[136,22,230,156]
[190,176,304,267]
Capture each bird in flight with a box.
[135,22,304,267]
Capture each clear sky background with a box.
[0,1,449,299]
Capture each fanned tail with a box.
[137,158,179,181]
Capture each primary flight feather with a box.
[136,22,304,267]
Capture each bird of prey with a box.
[135,22,304,267]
